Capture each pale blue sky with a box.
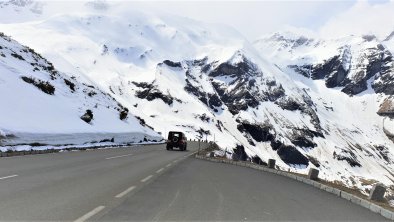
[127,0,393,40]
[20,0,394,40]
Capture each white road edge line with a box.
[156,168,164,173]
[115,186,136,198]
[74,206,105,222]
[141,175,153,183]
[0,175,18,180]
[105,154,133,160]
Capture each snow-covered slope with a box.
[1,1,393,197]
[0,32,161,146]
[0,0,44,23]
[255,31,394,192]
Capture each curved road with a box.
[0,142,388,221]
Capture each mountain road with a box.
[0,142,388,221]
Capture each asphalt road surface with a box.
[0,142,388,221]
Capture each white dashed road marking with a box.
[115,186,136,198]
[105,154,133,160]
[74,206,105,222]
[0,175,18,180]
[141,175,153,183]
[156,168,164,173]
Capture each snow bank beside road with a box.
[0,132,163,147]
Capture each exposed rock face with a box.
[64,79,75,92]
[21,76,55,95]
[333,149,361,167]
[119,108,128,120]
[277,144,309,166]
[377,98,394,117]
[310,55,349,87]
[81,109,93,123]
[237,121,275,143]
[209,55,263,115]
[232,144,248,161]
[154,53,325,168]
[195,113,211,123]
[288,129,318,148]
[236,120,314,165]
[184,79,222,111]
[374,145,392,163]
[162,60,182,68]
[371,48,394,95]
[133,81,181,105]
[289,42,394,97]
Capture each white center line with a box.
[156,168,164,173]
[115,186,136,198]
[0,175,18,180]
[166,163,172,167]
[74,206,105,222]
[105,154,133,160]
[141,175,153,183]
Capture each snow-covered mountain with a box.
[1,1,393,197]
[0,32,160,146]
[254,31,394,191]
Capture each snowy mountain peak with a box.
[4,0,34,7]
[0,0,43,13]
[85,0,109,11]
[255,30,315,48]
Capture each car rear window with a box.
[168,132,181,139]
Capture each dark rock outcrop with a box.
[290,44,394,96]
[333,149,361,167]
[21,76,55,95]
[64,79,76,92]
[81,109,94,123]
[119,108,128,120]
[133,82,179,105]
[135,116,154,130]
[374,145,391,163]
[372,49,394,95]
[289,128,319,148]
[237,121,275,143]
[232,144,248,161]
[162,60,182,68]
[277,144,309,166]
[377,98,394,117]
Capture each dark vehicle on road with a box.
[166,131,187,151]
